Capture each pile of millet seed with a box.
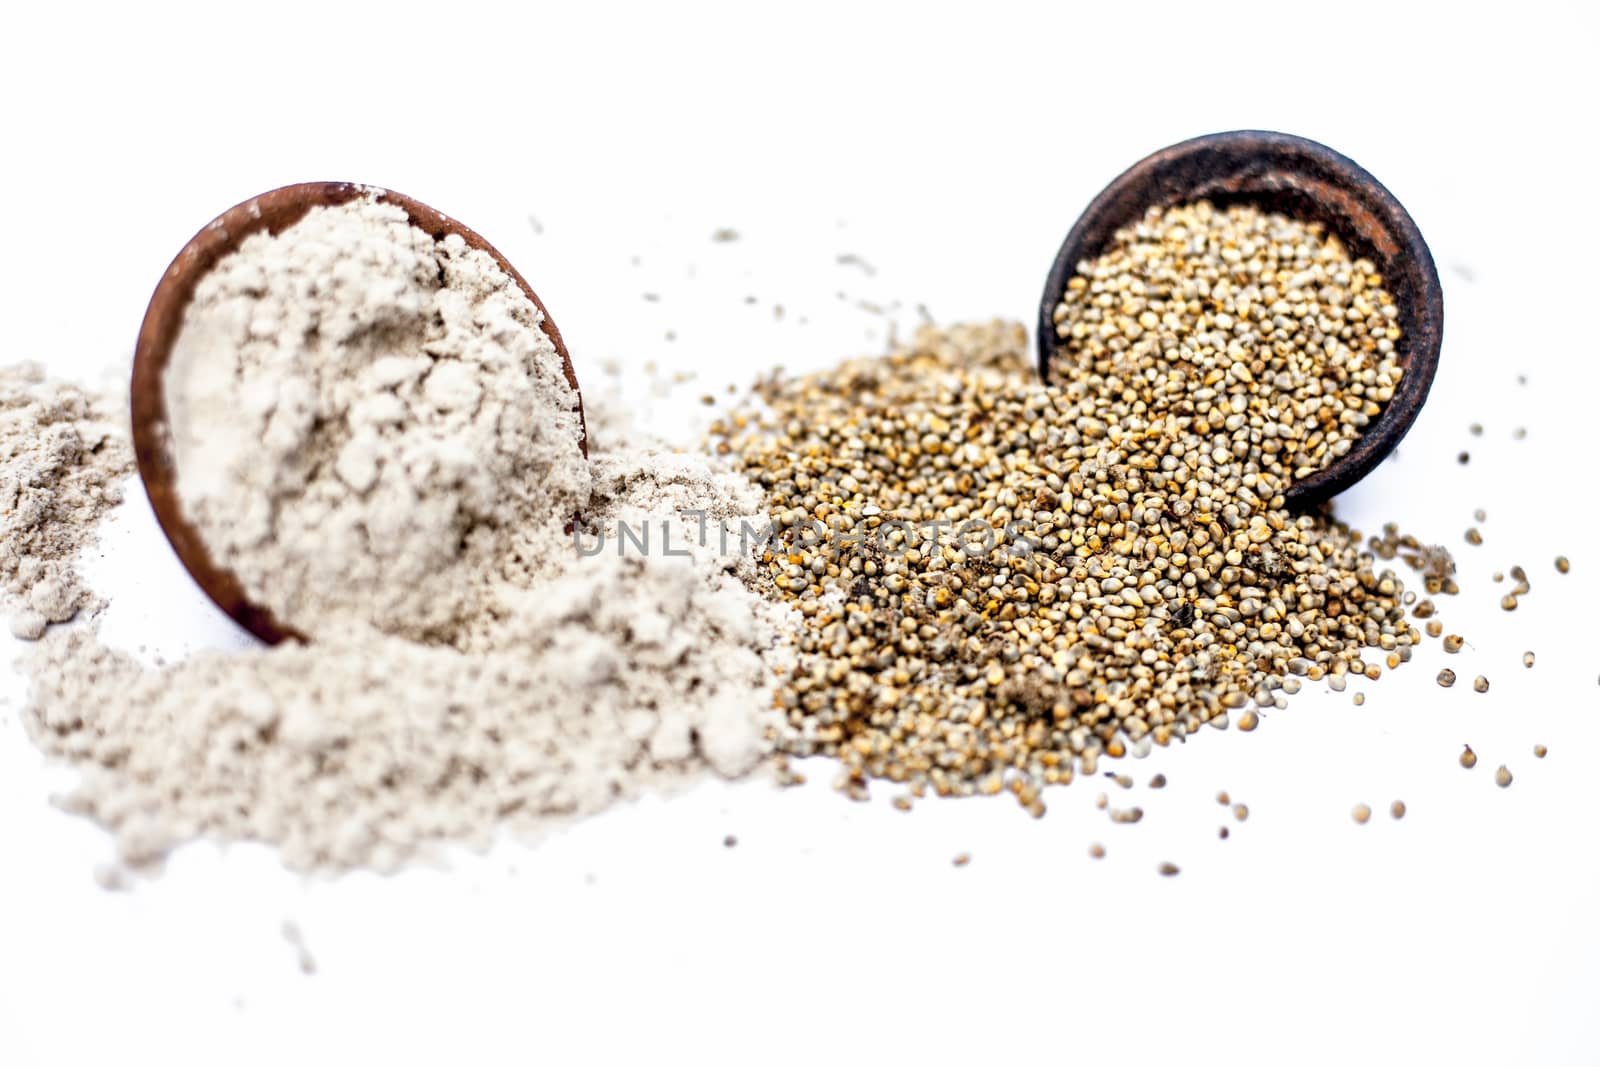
[720,199,1421,811]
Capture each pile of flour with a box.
[24,453,790,871]
[10,195,797,874]
[0,365,132,639]
[163,196,589,645]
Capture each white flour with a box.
[10,199,797,875]
[163,196,589,645]
[0,364,132,639]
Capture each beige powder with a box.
[21,429,793,873]
[12,198,798,875]
[163,195,589,645]
[0,364,132,639]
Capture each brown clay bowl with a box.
[1036,130,1443,509]
[130,181,586,645]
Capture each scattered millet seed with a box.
[1523,651,1535,668]
[1390,800,1406,820]
[1149,774,1167,789]
[1495,766,1513,788]
[1493,571,1504,583]
[1217,791,1231,806]
[723,835,738,848]
[1426,621,1444,638]
[1095,792,1109,810]
[1414,599,1436,619]
[1108,773,1134,790]
[1501,594,1519,611]
[1353,692,1366,706]
[952,852,971,867]
[1473,508,1487,522]
[1513,427,1527,440]
[1352,803,1372,824]
[1460,745,1478,769]
[1088,843,1105,859]
[1329,674,1347,693]
[1110,807,1144,824]
[1282,677,1302,695]
[1555,556,1570,574]
[1534,744,1548,759]
[1469,422,1483,436]
[1464,527,1483,546]
[1237,710,1260,732]
[1157,862,1180,877]
[1458,451,1470,465]
[724,234,1417,806]
[1473,675,1489,693]
[1443,634,1464,653]
[1232,804,1249,822]
[1437,669,1457,688]
[892,795,913,812]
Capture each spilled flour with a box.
[21,416,792,873]
[10,194,797,875]
[0,364,132,639]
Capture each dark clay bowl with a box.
[130,181,586,645]
[1036,130,1442,509]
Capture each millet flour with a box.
[10,197,798,874]
[163,195,589,645]
[0,364,132,639]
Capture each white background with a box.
[3,2,1599,1064]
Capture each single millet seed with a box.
[1216,791,1231,806]
[1233,803,1249,822]
[1473,675,1489,693]
[1219,826,1231,840]
[1157,862,1180,877]
[1501,594,1519,611]
[1353,692,1366,706]
[1460,745,1478,769]
[952,852,972,867]
[1555,556,1570,574]
[1390,800,1406,819]
[1523,651,1535,668]
[1494,766,1513,788]
[1437,669,1457,688]
[1088,843,1105,859]
[1443,634,1464,653]
[1237,709,1260,732]
[1149,774,1167,789]
[1426,621,1443,638]
[1533,744,1548,759]
[1464,527,1483,546]
[1352,803,1372,824]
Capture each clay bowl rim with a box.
[1035,129,1443,510]
[129,180,587,646]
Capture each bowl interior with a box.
[1036,131,1442,508]
[130,181,585,644]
